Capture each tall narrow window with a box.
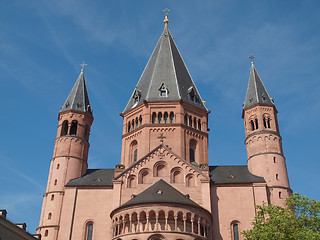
[132,119,135,130]
[48,213,52,220]
[194,117,197,129]
[164,112,168,123]
[158,112,162,124]
[139,115,142,126]
[250,120,255,131]
[152,113,156,124]
[189,139,197,164]
[128,121,131,132]
[198,119,201,130]
[255,119,259,130]
[233,223,239,240]
[184,114,188,125]
[133,149,137,162]
[44,230,48,237]
[169,112,174,123]
[51,194,54,201]
[86,223,93,240]
[61,120,68,136]
[54,179,57,185]
[189,116,192,127]
[267,118,271,128]
[135,117,138,129]
[70,121,78,136]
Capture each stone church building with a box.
[37,16,291,240]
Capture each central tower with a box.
[120,16,210,169]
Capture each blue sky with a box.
[0,0,319,234]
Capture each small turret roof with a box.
[243,63,273,109]
[119,179,201,209]
[123,23,206,113]
[60,70,93,116]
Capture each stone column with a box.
[174,216,178,231]
[191,218,194,233]
[198,218,200,235]
[183,216,186,232]
[146,216,149,231]
[156,214,159,231]
[137,217,140,232]
[165,216,168,230]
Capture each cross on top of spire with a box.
[80,61,87,72]
[248,54,255,64]
[163,8,170,24]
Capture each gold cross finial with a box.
[248,54,255,65]
[163,8,170,24]
[80,61,87,72]
[158,133,166,144]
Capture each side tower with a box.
[37,69,93,239]
[120,16,210,169]
[242,62,290,206]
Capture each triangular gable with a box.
[114,144,209,181]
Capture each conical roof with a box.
[123,23,207,113]
[119,179,201,209]
[243,63,273,109]
[60,70,93,116]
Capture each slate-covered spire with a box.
[243,63,274,109]
[60,69,93,116]
[123,20,206,113]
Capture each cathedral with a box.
[37,15,291,240]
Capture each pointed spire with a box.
[60,70,93,116]
[123,20,206,113]
[243,63,274,109]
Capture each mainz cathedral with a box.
[37,14,291,240]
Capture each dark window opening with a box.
[267,118,271,128]
[133,149,137,162]
[128,122,131,132]
[51,194,54,201]
[250,120,255,131]
[164,112,168,123]
[189,116,192,127]
[54,179,57,185]
[56,164,60,169]
[255,119,259,130]
[45,230,48,237]
[184,114,188,125]
[169,112,174,123]
[61,121,68,136]
[48,213,52,220]
[70,121,78,136]
[194,118,197,129]
[86,223,93,240]
[132,119,135,130]
[233,224,239,240]
[190,148,195,163]
[198,119,201,130]
[158,112,162,124]
[139,115,142,126]
[152,113,156,124]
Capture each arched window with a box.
[129,140,138,164]
[139,168,151,184]
[48,213,52,220]
[139,115,142,126]
[194,117,197,129]
[132,119,135,130]
[267,118,271,128]
[70,121,78,136]
[54,179,57,185]
[164,112,168,123]
[169,112,174,123]
[51,194,54,201]
[56,164,60,169]
[279,191,283,199]
[133,149,137,162]
[186,174,195,187]
[154,162,167,177]
[189,116,192,127]
[232,223,240,240]
[127,175,137,188]
[184,114,188,125]
[158,112,162,124]
[255,118,259,130]
[198,119,201,130]
[44,230,48,237]
[171,167,183,183]
[250,120,255,131]
[86,222,93,240]
[152,112,156,124]
[135,117,138,129]
[189,140,197,163]
[61,120,68,136]
[127,121,131,132]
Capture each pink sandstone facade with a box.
[37,17,291,240]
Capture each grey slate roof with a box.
[66,169,114,187]
[123,24,207,113]
[243,63,273,109]
[60,70,93,116]
[119,179,202,208]
[209,165,265,184]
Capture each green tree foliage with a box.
[242,193,320,240]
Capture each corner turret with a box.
[242,62,291,206]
